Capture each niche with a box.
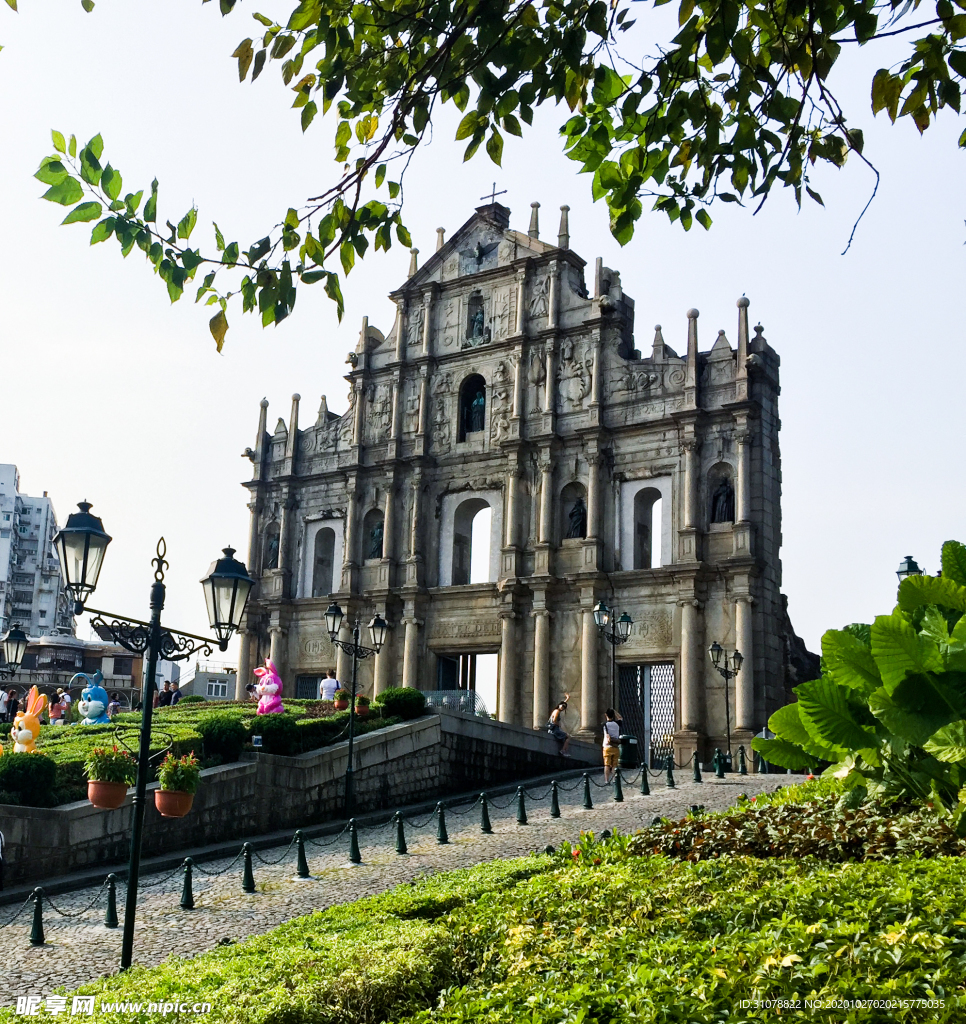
[451,497,492,584]
[362,508,385,560]
[560,481,588,541]
[708,465,736,524]
[633,488,662,568]
[263,522,280,571]
[458,374,487,441]
[312,528,335,597]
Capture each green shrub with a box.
[83,747,137,786]
[197,714,249,763]
[157,752,201,794]
[249,712,301,755]
[0,752,57,806]
[178,694,206,704]
[375,686,426,720]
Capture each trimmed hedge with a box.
[374,687,426,720]
[0,752,58,806]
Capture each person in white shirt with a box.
[602,708,622,783]
[319,670,340,701]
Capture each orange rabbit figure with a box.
[12,686,47,753]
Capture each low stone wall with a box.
[0,712,600,886]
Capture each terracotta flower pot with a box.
[88,780,129,810]
[155,789,194,818]
[334,700,349,710]
[355,705,369,718]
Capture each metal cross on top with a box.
[480,182,507,204]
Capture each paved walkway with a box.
[4,771,799,1004]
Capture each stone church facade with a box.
[237,200,802,765]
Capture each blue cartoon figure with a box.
[73,672,111,725]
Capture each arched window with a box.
[362,508,385,560]
[452,498,492,584]
[263,522,280,571]
[633,488,662,568]
[708,465,736,524]
[559,482,588,540]
[312,528,335,597]
[458,374,486,441]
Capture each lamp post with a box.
[53,502,253,970]
[324,603,388,815]
[593,602,633,711]
[708,641,743,768]
[0,624,28,680]
[896,556,924,581]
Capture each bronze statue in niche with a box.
[709,478,735,523]
[567,496,588,538]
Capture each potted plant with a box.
[333,689,350,711]
[355,694,370,718]
[84,747,137,809]
[154,751,200,818]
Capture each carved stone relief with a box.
[614,364,659,396]
[491,287,511,340]
[407,307,423,351]
[441,298,459,349]
[556,338,592,409]
[431,372,453,451]
[489,360,511,442]
[404,383,420,434]
[630,610,674,649]
[366,384,392,442]
[498,240,516,265]
[529,274,550,318]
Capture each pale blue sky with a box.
[0,1,962,657]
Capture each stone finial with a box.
[260,397,269,409]
[557,205,570,249]
[652,324,665,361]
[736,295,750,376]
[528,202,540,239]
[687,308,700,319]
[408,248,419,277]
[436,228,446,252]
[285,393,301,459]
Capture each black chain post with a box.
[104,873,119,928]
[242,843,255,893]
[693,756,702,783]
[613,767,624,802]
[480,793,493,834]
[640,766,651,796]
[29,888,44,946]
[179,858,195,911]
[550,780,561,818]
[436,802,449,844]
[394,812,408,854]
[665,755,675,789]
[516,786,528,825]
[714,748,725,779]
[738,745,748,775]
[582,773,593,810]
[295,831,310,878]
[348,819,362,864]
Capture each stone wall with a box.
[0,711,600,886]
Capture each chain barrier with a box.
[483,793,515,810]
[137,862,187,890]
[401,809,437,830]
[443,797,480,817]
[252,835,297,867]
[42,879,108,919]
[191,849,245,878]
[0,893,37,929]
[305,823,350,849]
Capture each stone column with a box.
[402,617,420,689]
[394,302,406,361]
[246,500,261,577]
[538,459,554,544]
[544,345,556,412]
[679,599,702,731]
[580,606,598,733]
[683,440,698,529]
[383,481,396,562]
[498,612,516,723]
[735,595,755,731]
[532,609,551,729]
[511,353,524,418]
[374,633,392,696]
[514,269,527,335]
[736,432,752,522]
[417,371,430,437]
[504,466,519,548]
[278,495,298,600]
[352,379,365,446]
[235,631,253,700]
[342,484,358,580]
[421,289,433,356]
[269,626,285,675]
[548,262,561,329]
[586,452,601,539]
[336,622,352,685]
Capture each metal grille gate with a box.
[618,663,676,768]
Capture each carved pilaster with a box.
[735,594,755,731]
[531,607,552,729]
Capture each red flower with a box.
[572,850,581,858]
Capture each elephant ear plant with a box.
[755,540,966,828]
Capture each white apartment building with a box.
[0,465,74,637]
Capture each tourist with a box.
[245,682,257,702]
[602,708,622,783]
[170,681,183,706]
[320,669,340,701]
[107,693,121,719]
[0,688,8,723]
[548,694,571,756]
[157,681,173,708]
[48,691,65,726]
[5,690,18,723]
[59,687,72,723]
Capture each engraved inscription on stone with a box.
[431,620,501,639]
[303,635,334,658]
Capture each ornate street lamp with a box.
[53,503,251,971]
[596,602,633,712]
[325,604,388,814]
[896,555,923,581]
[708,643,743,768]
[0,624,28,680]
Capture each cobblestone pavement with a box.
[4,771,801,1003]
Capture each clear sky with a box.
[0,1,962,662]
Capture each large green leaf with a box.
[924,720,966,764]
[822,629,881,694]
[871,610,943,691]
[751,737,812,770]
[768,702,844,761]
[869,687,948,747]
[870,671,966,746]
[796,678,877,750]
[898,575,966,614]
[942,541,966,587]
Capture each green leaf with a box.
[214,222,225,251]
[925,720,966,763]
[86,133,103,161]
[79,145,102,186]
[209,309,229,352]
[695,208,712,230]
[144,179,158,223]
[232,38,254,81]
[51,130,66,154]
[177,206,198,241]
[871,610,944,691]
[42,177,84,206]
[871,671,966,745]
[90,217,115,244]
[324,272,344,320]
[796,678,878,750]
[751,737,812,770]
[822,628,882,695]
[339,240,355,276]
[81,0,94,10]
[35,157,69,186]
[68,135,76,158]
[62,201,103,225]
[485,128,504,166]
[301,100,317,132]
[943,541,966,587]
[374,164,386,189]
[455,111,478,141]
[100,163,122,201]
[898,575,966,614]
[768,702,842,761]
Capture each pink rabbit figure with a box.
[253,659,285,715]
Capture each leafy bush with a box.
[755,538,966,824]
[84,746,138,786]
[333,689,350,701]
[375,686,426,720]
[197,714,249,763]
[248,712,301,755]
[157,752,201,794]
[0,752,57,806]
[356,694,370,706]
[178,694,206,704]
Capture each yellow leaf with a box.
[209,309,229,352]
[781,954,803,968]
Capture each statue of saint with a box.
[567,496,588,539]
[469,390,486,432]
[471,306,485,338]
[369,520,384,559]
[265,532,280,570]
[710,478,735,523]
